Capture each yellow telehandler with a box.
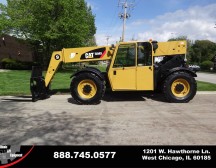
[30,40,197,104]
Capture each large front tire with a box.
[70,73,105,104]
[163,72,197,103]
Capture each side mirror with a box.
[152,41,158,53]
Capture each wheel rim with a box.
[171,78,190,98]
[77,79,97,99]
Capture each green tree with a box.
[0,0,96,65]
[200,60,214,71]
[191,40,216,64]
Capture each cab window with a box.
[137,42,152,66]
[113,44,136,68]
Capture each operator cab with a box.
[108,41,154,91]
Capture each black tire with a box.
[163,71,197,103]
[70,73,106,104]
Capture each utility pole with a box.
[118,0,134,42]
[105,35,111,45]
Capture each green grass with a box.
[0,70,216,96]
[197,81,216,91]
[0,70,31,95]
[49,71,73,93]
[0,70,74,96]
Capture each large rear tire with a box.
[163,71,197,103]
[70,73,105,104]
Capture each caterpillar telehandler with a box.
[30,40,197,104]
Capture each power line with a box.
[118,0,135,42]
[105,4,120,38]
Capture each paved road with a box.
[196,72,216,84]
[0,92,216,145]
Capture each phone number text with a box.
[54,151,116,159]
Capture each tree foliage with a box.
[190,40,216,64]
[200,60,214,71]
[0,0,96,65]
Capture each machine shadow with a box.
[103,91,146,102]
[1,96,32,102]
[50,89,70,95]
[67,90,167,105]
[67,97,80,105]
[142,92,167,102]
[103,91,167,103]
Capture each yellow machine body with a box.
[44,46,113,87]
[31,39,196,104]
[108,41,187,91]
[45,40,187,91]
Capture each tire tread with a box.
[163,71,197,103]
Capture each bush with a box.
[200,61,214,71]
[1,58,39,70]
[1,58,16,69]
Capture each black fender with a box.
[167,67,197,77]
[155,67,197,90]
[161,67,197,82]
[70,67,105,81]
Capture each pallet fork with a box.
[30,66,49,102]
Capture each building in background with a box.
[0,34,34,62]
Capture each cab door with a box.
[108,43,137,90]
[136,42,154,90]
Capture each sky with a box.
[86,0,216,45]
[1,0,216,46]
